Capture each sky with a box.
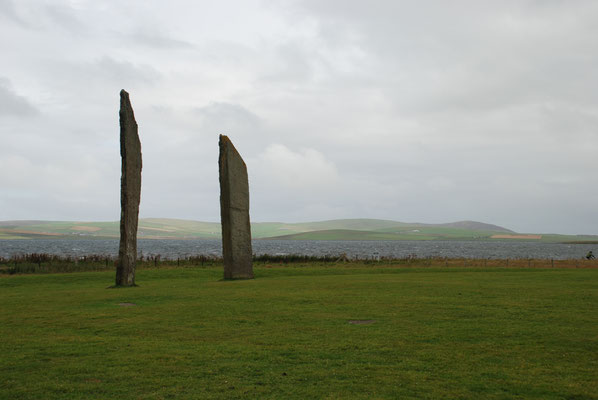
[1,0,597,234]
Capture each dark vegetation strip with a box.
[1,253,597,274]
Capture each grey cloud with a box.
[1,0,597,234]
[0,0,22,24]
[0,78,39,116]
[43,4,87,33]
[193,102,260,136]
[92,57,162,85]
[127,30,195,50]
[41,57,162,99]
[189,102,268,157]
[0,1,86,32]
[259,42,316,84]
[286,0,598,114]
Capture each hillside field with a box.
[1,218,597,242]
[1,265,597,399]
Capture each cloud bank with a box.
[1,0,597,234]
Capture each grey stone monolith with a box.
[219,134,253,279]
[115,89,142,286]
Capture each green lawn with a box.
[1,265,597,399]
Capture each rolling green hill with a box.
[1,218,596,242]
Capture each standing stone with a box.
[219,134,253,279]
[115,89,142,286]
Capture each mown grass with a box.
[1,265,597,399]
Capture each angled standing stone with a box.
[115,89,142,286]
[219,135,253,279]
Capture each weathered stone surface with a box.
[219,134,253,279]
[115,89,142,286]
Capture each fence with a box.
[1,253,598,275]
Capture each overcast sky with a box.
[1,0,597,234]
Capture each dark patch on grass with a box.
[348,319,376,325]
[118,302,137,307]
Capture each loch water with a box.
[0,239,594,260]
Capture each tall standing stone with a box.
[115,89,142,286]
[219,134,253,279]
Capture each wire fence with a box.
[1,252,597,275]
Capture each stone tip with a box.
[219,135,233,150]
[119,89,134,120]
[120,90,131,108]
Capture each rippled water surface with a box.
[0,239,595,260]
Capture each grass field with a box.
[1,265,597,399]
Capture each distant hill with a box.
[260,229,442,241]
[261,220,514,241]
[0,218,596,242]
[434,221,513,233]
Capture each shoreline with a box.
[2,254,598,275]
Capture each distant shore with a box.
[1,218,597,243]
